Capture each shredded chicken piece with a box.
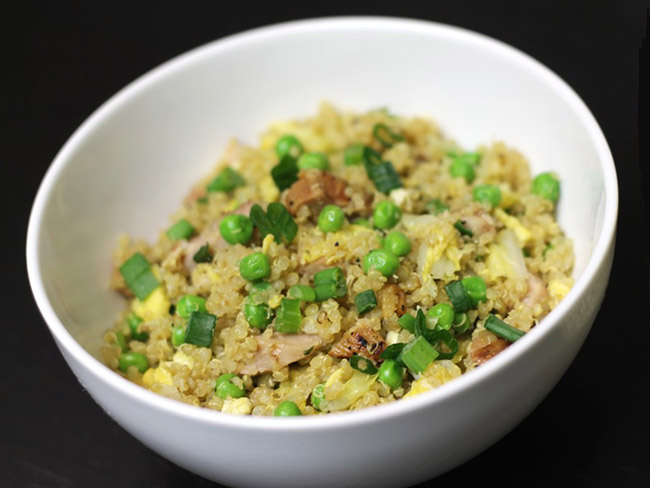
[329,319,386,362]
[282,170,350,216]
[238,333,322,376]
[379,284,406,318]
[522,274,548,308]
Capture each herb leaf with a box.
[271,155,299,191]
[192,243,213,263]
[249,202,297,245]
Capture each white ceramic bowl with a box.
[26,17,617,488]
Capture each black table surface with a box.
[4,1,649,487]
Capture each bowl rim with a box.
[26,15,618,431]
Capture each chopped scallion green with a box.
[350,355,378,375]
[363,146,401,194]
[398,313,415,333]
[166,218,196,241]
[207,167,245,193]
[424,329,459,360]
[485,314,525,342]
[454,220,473,237]
[355,290,377,315]
[372,123,404,148]
[445,281,472,313]
[288,285,316,302]
[274,298,302,333]
[313,267,347,301]
[184,311,217,348]
[119,252,160,301]
[399,336,439,374]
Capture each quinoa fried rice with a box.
[102,103,574,416]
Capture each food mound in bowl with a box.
[102,103,574,416]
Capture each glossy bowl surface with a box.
[26,17,617,488]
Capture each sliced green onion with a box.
[196,196,209,204]
[452,312,472,334]
[311,384,325,410]
[119,252,160,301]
[313,267,347,301]
[207,167,246,193]
[363,146,401,194]
[249,202,298,245]
[166,218,196,241]
[461,276,487,307]
[344,143,365,166]
[424,329,459,360]
[193,243,213,263]
[399,336,439,374]
[127,314,148,341]
[184,311,217,348]
[355,290,377,315]
[426,198,449,215]
[543,243,554,260]
[350,355,378,375]
[454,220,473,237]
[445,281,472,313]
[372,123,404,148]
[413,309,427,337]
[271,155,299,191]
[274,298,302,333]
[485,314,525,342]
[380,342,406,361]
[288,285,316,302]
[398,313,415,333]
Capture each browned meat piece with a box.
[468,333,509,366]
[379,284,406,318]
[329,319,386,362]
[282,170,350,216]
[522,274,548,308]
[238,333,323,376]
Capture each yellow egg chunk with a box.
[132,286,170,321]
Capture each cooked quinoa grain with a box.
[103,103,574,415]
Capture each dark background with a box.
[3,1,649,487]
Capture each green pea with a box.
[383,231,411,257]
[473,184,502,208]
[378,359,403,390]
[297,152,329,170]
[311,384,325,411]
[362,249,400,277]
[461,276,487,306]
[274,400,302,416]
[317,205,345,233]
[176,294,207,319]
[215,373,246,399]
[276,135,304,159]
[127,314,148,342]
[352,218,371,228]
[373,201,402,230]
[171,326,186,347]
[426,303,454,330]
[239,252,271,281]
[244,302,272,329]
[118,352,149,374]
[531,172,560,203]
[450,157,476,183]
[219,214,254,245]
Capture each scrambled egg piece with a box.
[404,360,462,399]
[142,364,174,387]
[132,285,170,321]
[494,208,532,245]
[222,398,253,415]
[322,368,377,412]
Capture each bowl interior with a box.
[31,18,611,361]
